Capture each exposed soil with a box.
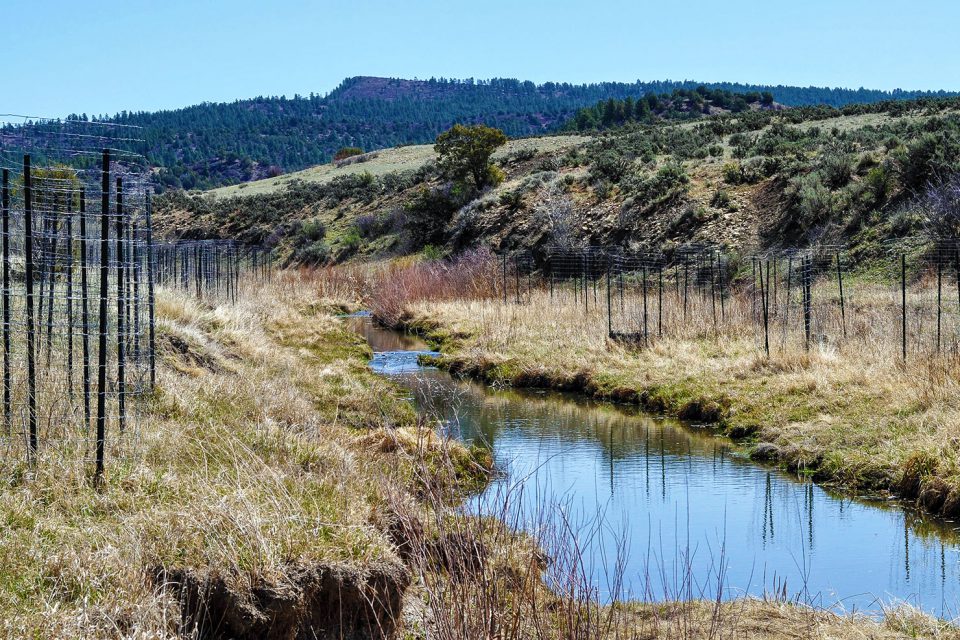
[157,562,409,640]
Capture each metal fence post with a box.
[24,155,38,458]
[95,150,110,481]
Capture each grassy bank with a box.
[0,271,490,638]
[366,257,960,522]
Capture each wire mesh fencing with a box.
[493,243,960,366]
[0,116,274,479]
[0,151,151,478]
[155,241,275,304]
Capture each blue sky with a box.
[3,0,959,118]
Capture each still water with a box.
[348,315,960,616]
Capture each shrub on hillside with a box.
[897,131,960,193]
[299,217,326,242]
[784,172,834,234]
[403,183,469,249]
[355,213,380,238]
[589,151,632,184]
[537,156,562,172]
[487,165,506,187]
[627,162,690,206]
[742,156,782,183]
[721,162,743,185]
[594,180,613,201]
[499,189,525,211]
[379,171,411,194]
[340,227,363,252]
[325,171,378,204]
[298,240,331,265]
[864,164,892,206]
[501,148,536,165]
[918,174,960,241]
[820,151,854,188]
[288,217,330,265]
[710,188,734,209]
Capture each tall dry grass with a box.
[0,268,495,638]
[365,249,502,326]
[8,258,954,638]
[278,260,960,638]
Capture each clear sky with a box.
[3,0,959,118]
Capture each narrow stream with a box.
[348,314,960,616]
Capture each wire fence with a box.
[0,117,275,480]
[155,241,275,303]
[0,151,149,478]
[495,243,960,365]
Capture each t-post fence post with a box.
[759,259,770,357]
[1,169,9,436]
[606,263,612,338]
[642,265,649,347]
[717,253,725,321]
[803,256,812,352]
[66,194,74,399]
[937,255,942,353]
[901,253,907,362]
[658,265,663,338]
[146,192,156,387]
[115,177,126,436]
[515,255,520,305]
[24,155,38,459]
[95,150,111,482]
[502,254,507,305]
[710,253,717,329]
[836,252,846,340]
[79,188,91,433]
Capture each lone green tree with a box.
[434,124,507,189]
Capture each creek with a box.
[348,313,960,616]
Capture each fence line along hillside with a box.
[494,242,960,365]
[0,116,275,481]
[154,240,275,303]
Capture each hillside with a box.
[6,77,958,192]
[154,93,960,265]
[207,135,589,199]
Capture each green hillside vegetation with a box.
[6,76,958,191]
[567,86,779,130]
[155,93,960,265]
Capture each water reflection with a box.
[348,316,960,615]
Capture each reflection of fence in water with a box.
[497,243,960,363]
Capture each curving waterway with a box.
[347,314,960,617]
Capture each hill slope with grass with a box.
[154,93,960,264]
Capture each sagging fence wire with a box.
[494,242,960,364]
[1,117,275,481]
